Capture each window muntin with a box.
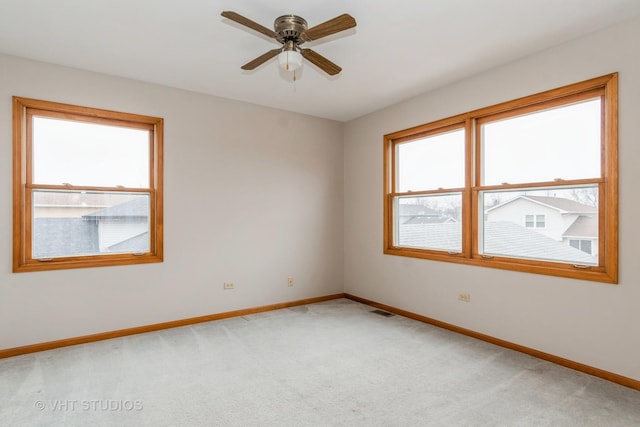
[13,97,163,272]
[383,74,617,283]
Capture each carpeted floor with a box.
[1,298,639,426]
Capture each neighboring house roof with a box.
[486,195,597,215]
[32,218,99,258]
[399,223,461,251]
[398,221,596,264]
[83,197,149,219]
[483,221,595,263]
[32,191,132,208]
[524,196,597,213]
[34,196,149,257]
[398,204,441,216]
[403,216,456,225]
[399,204,457,225]
[563,216,598,238]
[108,232,149,252]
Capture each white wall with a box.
[0,54,344,349]
[344,17,640,381]
[2,16,639,384]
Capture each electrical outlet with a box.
[458,293,470,302]
[287,276,294,287]
[224,282,234,290]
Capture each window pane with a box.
[481,187,598,265]
[397,129,465,192]
[525,215,534,228]
[395,194,462,251]
[32,190,150,258]
[481,99,601,185]
[33,117,150,188]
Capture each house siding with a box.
[486,198,563,241]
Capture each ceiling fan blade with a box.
[241,49,281,70]
[302,14,356,42]
[221,11,278,39]
[300,49,342,75]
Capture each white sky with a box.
[397,98,601,192]
[482,99,600,185]
[398,129,465,192]
[32,117,149,188]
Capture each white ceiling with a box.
[1,0,639,122]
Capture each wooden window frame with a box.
[383,74,618,283]
[13,97,164,272]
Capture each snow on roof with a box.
[483,221,595,263]
[399,223,461,252]
[398,221,596,264]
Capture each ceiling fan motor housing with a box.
[274,15,308,44]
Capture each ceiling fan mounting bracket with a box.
[274,15,308,44]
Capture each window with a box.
[395,127,465,252]
[569,239,593,255]
[525,214,545,229]
[13,97,163,272]
[383,74,618,283]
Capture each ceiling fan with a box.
[221,11,356,77]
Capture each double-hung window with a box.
[384,74,618,283]
[13,97,164,272]
[524,215,545,229]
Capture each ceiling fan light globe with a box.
[278,50,303,71]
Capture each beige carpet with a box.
[1,299,639,426]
